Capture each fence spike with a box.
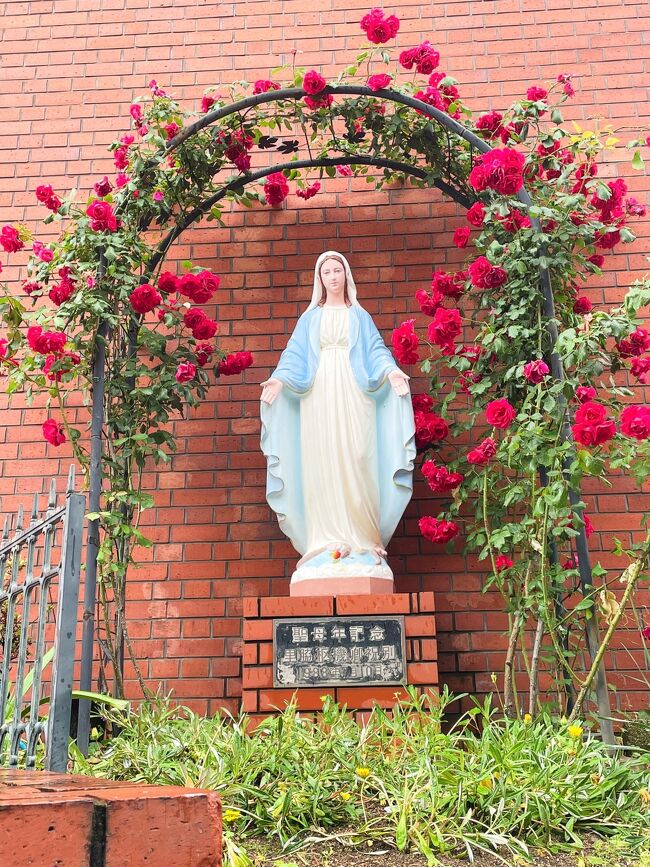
[2,514,9,543]
[47,477,57,510]
[66,465,76,495]
[16,504,24,533]
[31,493,39,525]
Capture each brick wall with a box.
[1,0,649,715]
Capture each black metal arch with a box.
[77,81,613,752]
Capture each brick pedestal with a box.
[242,592,437,720]
[0,770,221,867]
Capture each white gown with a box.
[299,306,382,557]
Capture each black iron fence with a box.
[0,466,85,772]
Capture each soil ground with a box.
[244,835,641,866]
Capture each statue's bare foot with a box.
[371,545,387,564]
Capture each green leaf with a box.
[631,150,645,171]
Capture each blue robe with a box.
[260,304,416,555]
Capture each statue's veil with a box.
[307,250,360,311]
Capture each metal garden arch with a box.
[77,84,614,749]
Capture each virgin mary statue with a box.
[260,251,416,596]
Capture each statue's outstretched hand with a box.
[260,377,284,405]
[388,369,410,397]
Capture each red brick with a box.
[336,686,409,708]
[242,666,273,689]
[407,662,439,686]
[259,596,334,617]
[404,615,437,637]
[243,619,273,641]
[334,593,410,615]
[258,688,334,712]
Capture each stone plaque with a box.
[273,615,406,688]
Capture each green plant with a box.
[71,690,650,864]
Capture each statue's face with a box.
[320,258,346,300]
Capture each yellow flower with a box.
[639,788,650,805]
[223,809,241,823]
[339,791,352,801]
[478,777,493,791]
[568,724,583,739]
[356,766,371,778]
[523,713,532,724]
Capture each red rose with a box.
[43,351,80,382]
[158,271,178,294]
[217,351,254,375]
[411,393,434,413]
[571,405,616,446]
[367,73,392,91]
[264,172,289,207]
[22,281,41,296]
[27,326,68,355]
[253,79,280,94]
[428,308,462,353]
[587,254,604,268]
[191,271,220,304]
[526,86,548,102]
[573,296,593,315]
[485,398,516,429]
[431,271,464,299]
[93,176,113,197]
[523,359,549,384]
[195,343,214,367]
[360,8,400,44]
[399,41,440,74]
[495,555,514,570]
[595,228,621,250]
[175,361,196,383]
[466,202,486,227]
[201,95,217,112]
[631,356,650,384]
[49,282,74,306]
[557,73,575,96]
[467,437,497,466]
[303,70,327,95]
[192,318,218,340]
[36,184,55,203]
[296,182,321,200]
[86,200,118,232]
[414,410,448,450]
[469,148,526,196]
[415,288,443,316]
[419,516,459,544]
[129,284,162,314]
[1,226,24,253]
[620,405,650,441]
[113,144,129,170]
[0,338,9,358]
[164,122,180,141]
[391,319,420,365]
[575,386,596,404]
[453,227,470,248]
[421,461,464,493]
[42,418,66,447]
[468,256,508,289]
[575,401,608,425]
[475,111,504,139]
[617,328,650,358]
[184,307,207,330]
[625,198,647,218]
[499,209,531,232]
[303,94,334,110]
